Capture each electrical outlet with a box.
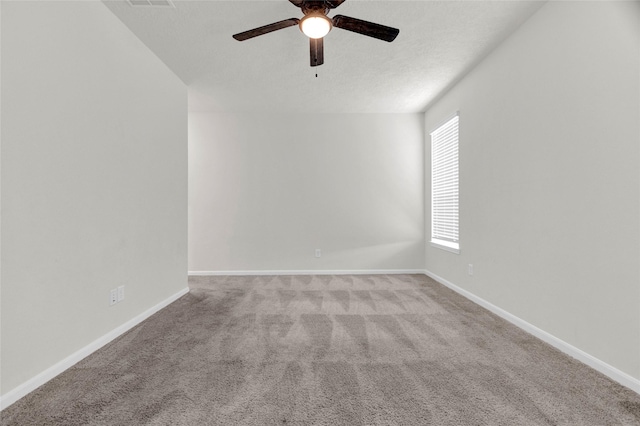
[110,289,118,306]
[468,264,474,276]
[117,285,125,302]
[315,249,322,258]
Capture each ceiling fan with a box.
[232,0,399,67]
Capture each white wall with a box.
[1,1,187,396]
[425,1,640,380]
[189,113,424,272]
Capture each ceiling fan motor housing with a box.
[301,1,330,16]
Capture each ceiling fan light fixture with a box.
[299,14,332,39]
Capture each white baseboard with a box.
[0,287,190,411]
[423,269,640,395]
[188,269,425,276]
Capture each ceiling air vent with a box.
[127,0,175,7]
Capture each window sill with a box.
[430,239,460,254]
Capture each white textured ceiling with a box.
[103,0,545,113]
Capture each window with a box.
[431,114,459,254]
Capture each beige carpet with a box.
[2,274,640,425]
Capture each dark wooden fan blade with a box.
[289,0,304,7]
[326,0,346,8]
[310,37,324,67]
[332,15,399,42]
[232,18,300,41]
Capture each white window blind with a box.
[431,114,459,253]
